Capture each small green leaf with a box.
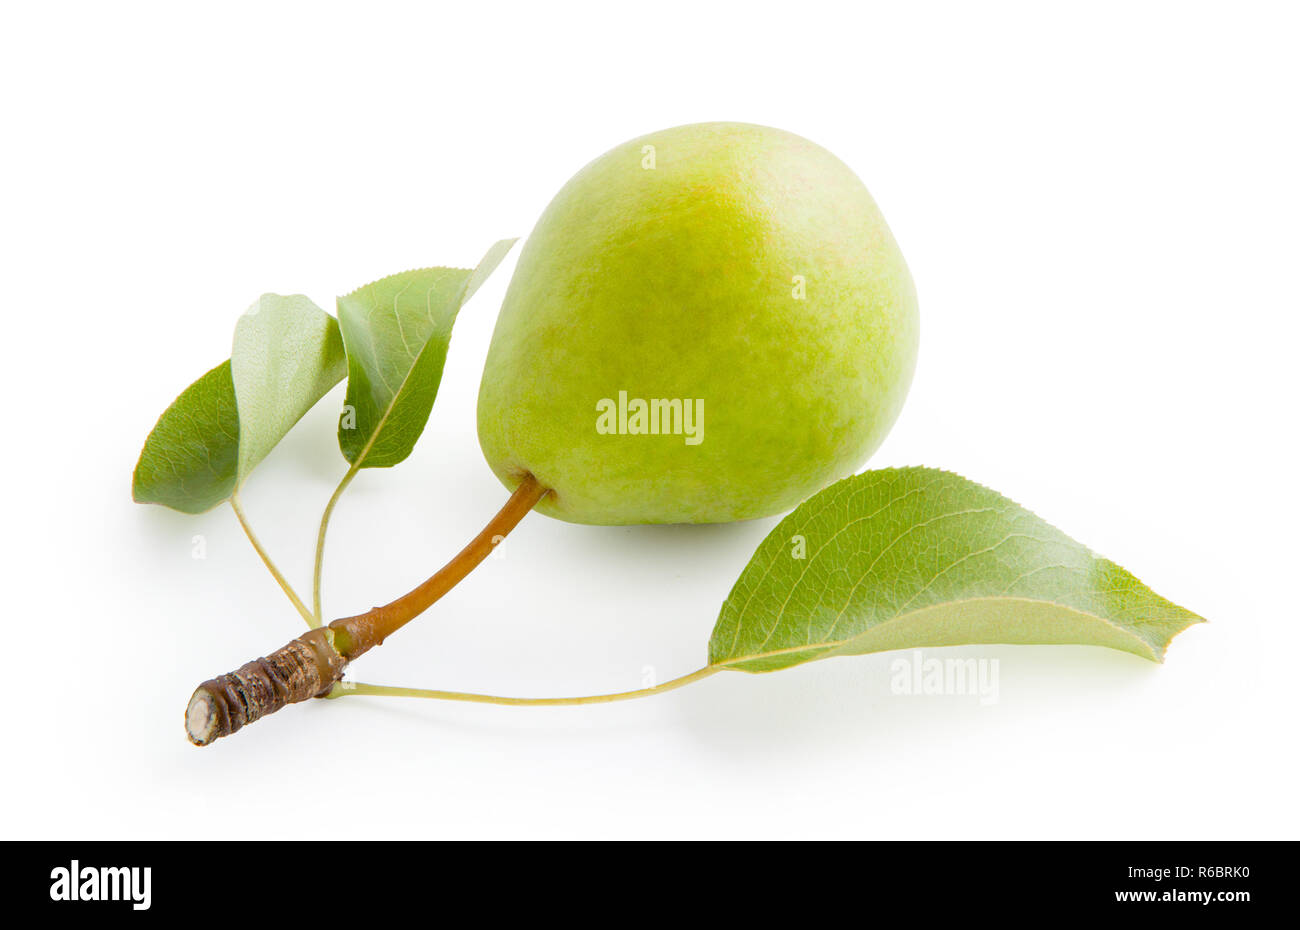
[709,468,1204,672]
[232,294,347,483]
[133,295,346,514]
[132,360,240,514]
[336,240,515,469]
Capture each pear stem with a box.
[328,474,550,658]
[325,666,719,706]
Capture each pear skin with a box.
[478,122,918,524]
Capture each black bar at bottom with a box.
[4,840,1287,917]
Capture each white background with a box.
[2,1,1297,839]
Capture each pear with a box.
[477,122,918,524]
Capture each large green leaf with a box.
[336,240,514,469]
[232,294,347,483]
[132,360,240,514]
[133,294,346,514]
[709,468,1204,672]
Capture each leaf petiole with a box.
[230,493,317,628]
[324,666,719,706]
[312,461,360,622]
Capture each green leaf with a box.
[232,294,347,483]
[133,294,346,514]
[132,360,240,514]
[709,468,1204,672]
[336,239,515,469]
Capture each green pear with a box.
[477,122,918,525]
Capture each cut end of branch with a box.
[186,689,220,746]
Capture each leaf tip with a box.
[1153,612,1208,663]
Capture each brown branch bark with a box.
[185,627,345,746]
